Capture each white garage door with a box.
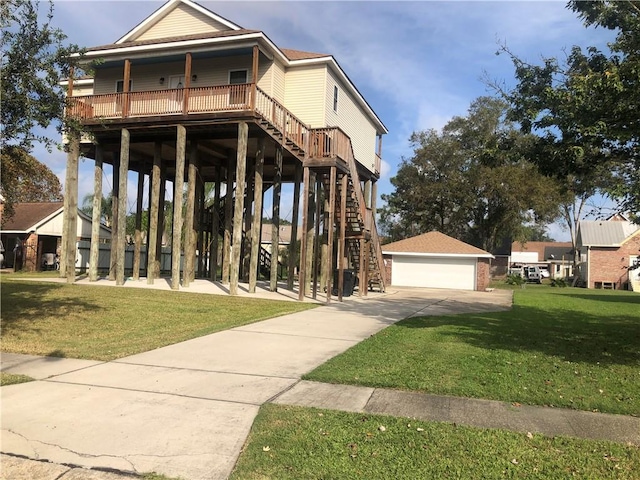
[392,255,476,290]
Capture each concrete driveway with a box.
[1,287,512,480]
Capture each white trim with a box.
[383,251,494,259]
[115,0,241,45]
[60,78,94,87]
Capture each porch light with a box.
[191,74,197,82]
[159,77,165,85]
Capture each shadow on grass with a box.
[398,302,640,367]
[0,281,102,336]
[553,291,640,305]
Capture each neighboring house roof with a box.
[511,241,573,261]
[260,224,302,244]
[1,202,64,233]
[577,220,640,247]
[382,231,493,258]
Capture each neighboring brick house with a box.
[576,219,640,290]
[382,231,493,291]
[0,203,111,272]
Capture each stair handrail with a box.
[254,86,310,153]
[367,209,386,291]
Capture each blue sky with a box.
[37,0,616,240]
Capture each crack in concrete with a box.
[5,428,139,474]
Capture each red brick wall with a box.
[383,254,392,285]
[23,233,39,272]
[476,258,491,291]
[588,234,640,289]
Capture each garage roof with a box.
[382,231,493,257]
[1,202,64,233]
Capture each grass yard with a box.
[306,288,640,415]
[0,372,34,386]
[231,404,640,480]
[0,278,316,361]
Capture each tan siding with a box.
[271,60,286,104]
[257,59,272,95]
[325,69,377,173]
[284,65,326,128]
[135,4,232,42]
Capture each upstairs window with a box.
[333,85,338,112]
[116,79,133,93]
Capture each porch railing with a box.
[68,84,254,120]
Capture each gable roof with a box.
[116,0,242,44]
[1,203,64,232]
[75,0,388,135]
[382,231,493,258]
[577,220,640,247]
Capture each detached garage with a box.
[382,231,493,291]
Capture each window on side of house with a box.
[333,85,338,112]
[116,79,133,93]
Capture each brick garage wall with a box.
[383,254,392,286]
[476,258,491,291]
[588,234,640,289]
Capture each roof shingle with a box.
[382,231,491,256]
[2,203,63,231]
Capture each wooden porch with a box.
[62,80,385,302]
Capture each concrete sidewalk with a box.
[6,285,633,480]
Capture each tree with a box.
[380,97,561,251]
[80,193,113,227]
[1,0,84,152]
[0,146,63,223]
[500,1,640,219]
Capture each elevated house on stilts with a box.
[61,0,387,301]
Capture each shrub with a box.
[505,273,526,286]
[550,278,568,288]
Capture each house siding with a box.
[586,234,640,289]
[135,3,232,42]
[284,64,326,128]
[325,69,377,174]
[270,60,286,104]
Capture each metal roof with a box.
[577,220,640,247]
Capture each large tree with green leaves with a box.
[380,97,560,251]
[0,146,63,223]
[501,0,640,219]
[1,0,84,151]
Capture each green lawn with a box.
[0,278,316,361]
[0,372,34,386]
[230,404,640,480]
[306,288,640,415]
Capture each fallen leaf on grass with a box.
[512,402,522,407]
[378,425,386,432]
[262,446,271,452]
[526,432,533,439]
[511,459,519,465]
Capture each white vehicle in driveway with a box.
[524,266,543,284]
